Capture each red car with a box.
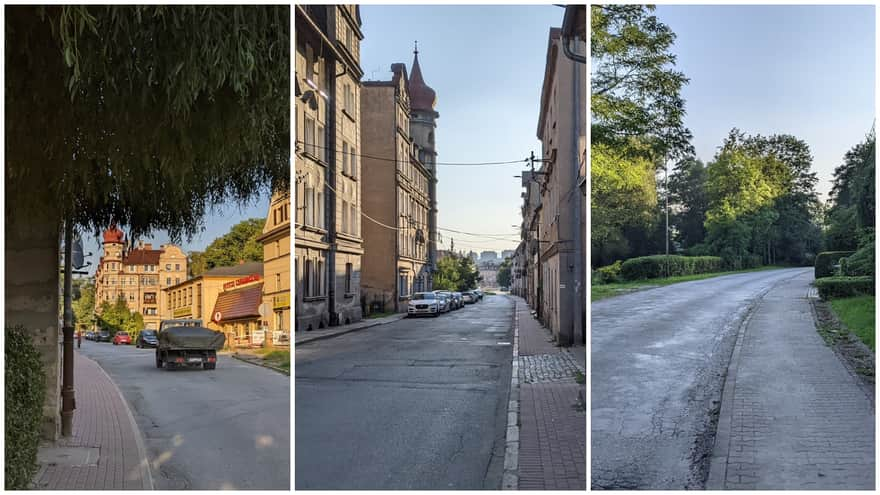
[112,332,131,345]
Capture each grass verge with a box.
[250,348,290,372]
[366,311,396,319]
[829,295,875,352]
[591,266,786,302]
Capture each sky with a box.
[79,191,270,276]
[653,4,875,199]
[359,4,568,255]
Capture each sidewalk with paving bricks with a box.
[294,312,407,346]
[511,296,586,490]
[708,270,874,489]
[33,351,152,490]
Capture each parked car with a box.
[136,329,159,348]
[437,293,452,313]
[85,332,95,341]
[408,292,440,317]
[434,290,458,310]
[451,292,464,309]
[113,331,131,345]
[474,289,483,300]
[96,331,111,342]
[462,292,477,304]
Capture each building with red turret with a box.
[360,45,440,313]
[94,225,187,330]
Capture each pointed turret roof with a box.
[407,42,436,112]
[102,224,125,244]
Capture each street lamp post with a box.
[60,220,76,437]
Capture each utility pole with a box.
[60,220,76,437]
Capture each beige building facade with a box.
[258,190,291,344]
[295,5,364,331]
[94,226,187,330]
[535,22,586,346]
[361,61,433,312]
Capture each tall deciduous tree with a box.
[6,6,290,240]
[668,157,708,249]
[591,4,693,161]
[198,218,264,272]
[71,281,96,330]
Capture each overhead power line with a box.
[295,140,528,167]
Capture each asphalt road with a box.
[79,341,290,490]
[295,295,514,489]
[590,267,809,489]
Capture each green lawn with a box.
[366,311,396,319]
[829,295,875,352]
[591,266,785,301]
[251,348,291,371]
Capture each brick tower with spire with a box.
[407,42,439,287]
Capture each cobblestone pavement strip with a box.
[709,270,875,489]
[34,352,152,490]
[510,296,586,490]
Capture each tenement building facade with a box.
[534,22,586,346]
[361,59,434,312]
[258,190,291,344]
[95,225,187,330]
[295,4,364,331]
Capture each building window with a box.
[342,199,349,233]
[196,283,202,315]
[342,141,349,175]
[399,274,409,297]
[175,263,180,271]
[351,204,358,236]
[345,263,352,293]
[304,115,316,157]
[166,277,171,286]
[274,240,280,258]
[275,311,285,331]
[276,273,282,291]
[316,191,324,229]
[304,183,315,226]
[345,25,353,52]
[304,259,313,297]
[165,264,171,271]
[176,277,180,285]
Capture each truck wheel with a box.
[203,362,216,370]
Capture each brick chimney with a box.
[144,243,153,250]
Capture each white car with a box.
[408,292,440,317]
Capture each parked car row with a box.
[82,329,159,348]
[407,289,484,317]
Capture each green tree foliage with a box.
[825,128,875,250]
[591,4,693,161]
[591,141,658,266]
[433,254,482,292]
[497,258,512,288]
[6,6,289,241]
[96,297,144,337]
[188,251,209,277]
[198,218,264,271]
[702,130,821,266]
[71,280,96,330]
[668,158,708,249]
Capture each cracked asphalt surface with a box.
[79,342,290,490]
[295,295,514,489]
[591,267,809,489]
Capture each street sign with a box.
[71,235,85,269]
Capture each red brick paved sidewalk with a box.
[34,351,153,490]
[511,296,586,490]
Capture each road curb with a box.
[231,353,290,376]
[85,353,155,490]
[294,314,408,346]
[502,300,520,490]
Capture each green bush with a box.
[5,326,47,489]
[843,241,874,277]
[814,251,856,279]
[815,276,875,301]
[595,260,623,284]
[619,255,724,281]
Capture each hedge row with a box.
[5,326,47,490]
[594,260,622,284]
[814,251,855,279]
[815,276,875,301]
[619,255,724,281]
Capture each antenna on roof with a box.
[414,40,418,55]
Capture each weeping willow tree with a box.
[5,5,290,240]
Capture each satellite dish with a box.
[72,235,86,269]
